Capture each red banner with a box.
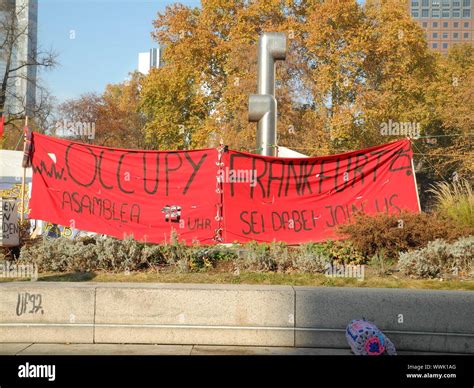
[29,134,419,244]
[221,139,420,244]
[29,133,220,244]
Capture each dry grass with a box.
[428,178,474,227]
[1,267,473,291]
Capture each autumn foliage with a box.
[40,0,472,181]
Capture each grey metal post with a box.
[248,32,286,156]
[248,94,277,157]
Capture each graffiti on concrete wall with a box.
[16,292,44,316]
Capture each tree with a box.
[55,72,146,148]
[55,93,103,144]
[416,43,474,181]
[140,0,437,155]
[0,0,57,148]
[304,0,437,150]
[99,72,147,148]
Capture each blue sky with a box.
[38,0,201,102]
[39,0,365,102]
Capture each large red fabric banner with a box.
[221,139,420,244]
[29,133,220,243]
[29,134,419,244]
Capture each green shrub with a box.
[235,242,352,274]
[369,250,394,276]
[141,232,201,272]
[292,243,331,273]
[237,242,278,272]
[398,236,474,279]
[321,240,366,265]
[270,241,293,271]
[18,237,98,272]
[337,211,473,260]
[169,246,239,273]
[141,244,167,267]
[94,235,149,272]
[188,248,219,272]
[428,178,474,227]
[19,230,472,278]
[18,236,154,273]
[16,236,363,275]
[17,235,238,274]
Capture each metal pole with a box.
[257,32,287,96]
[20,116,28,223]
[248,94,276,157]
[249,32,286,156]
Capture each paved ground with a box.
[0,343,459,355]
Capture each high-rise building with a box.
[137,46,163,74]
[409,0,473,53]
[367,0,473,53]
[0,0,38,116]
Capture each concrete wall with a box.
[0,283,94,343]
[0,282,472,353]
[94,283,295,346]
[295,287,474,354]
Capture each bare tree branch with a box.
[0,1,57,118]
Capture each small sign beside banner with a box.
[0,198,20,247]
